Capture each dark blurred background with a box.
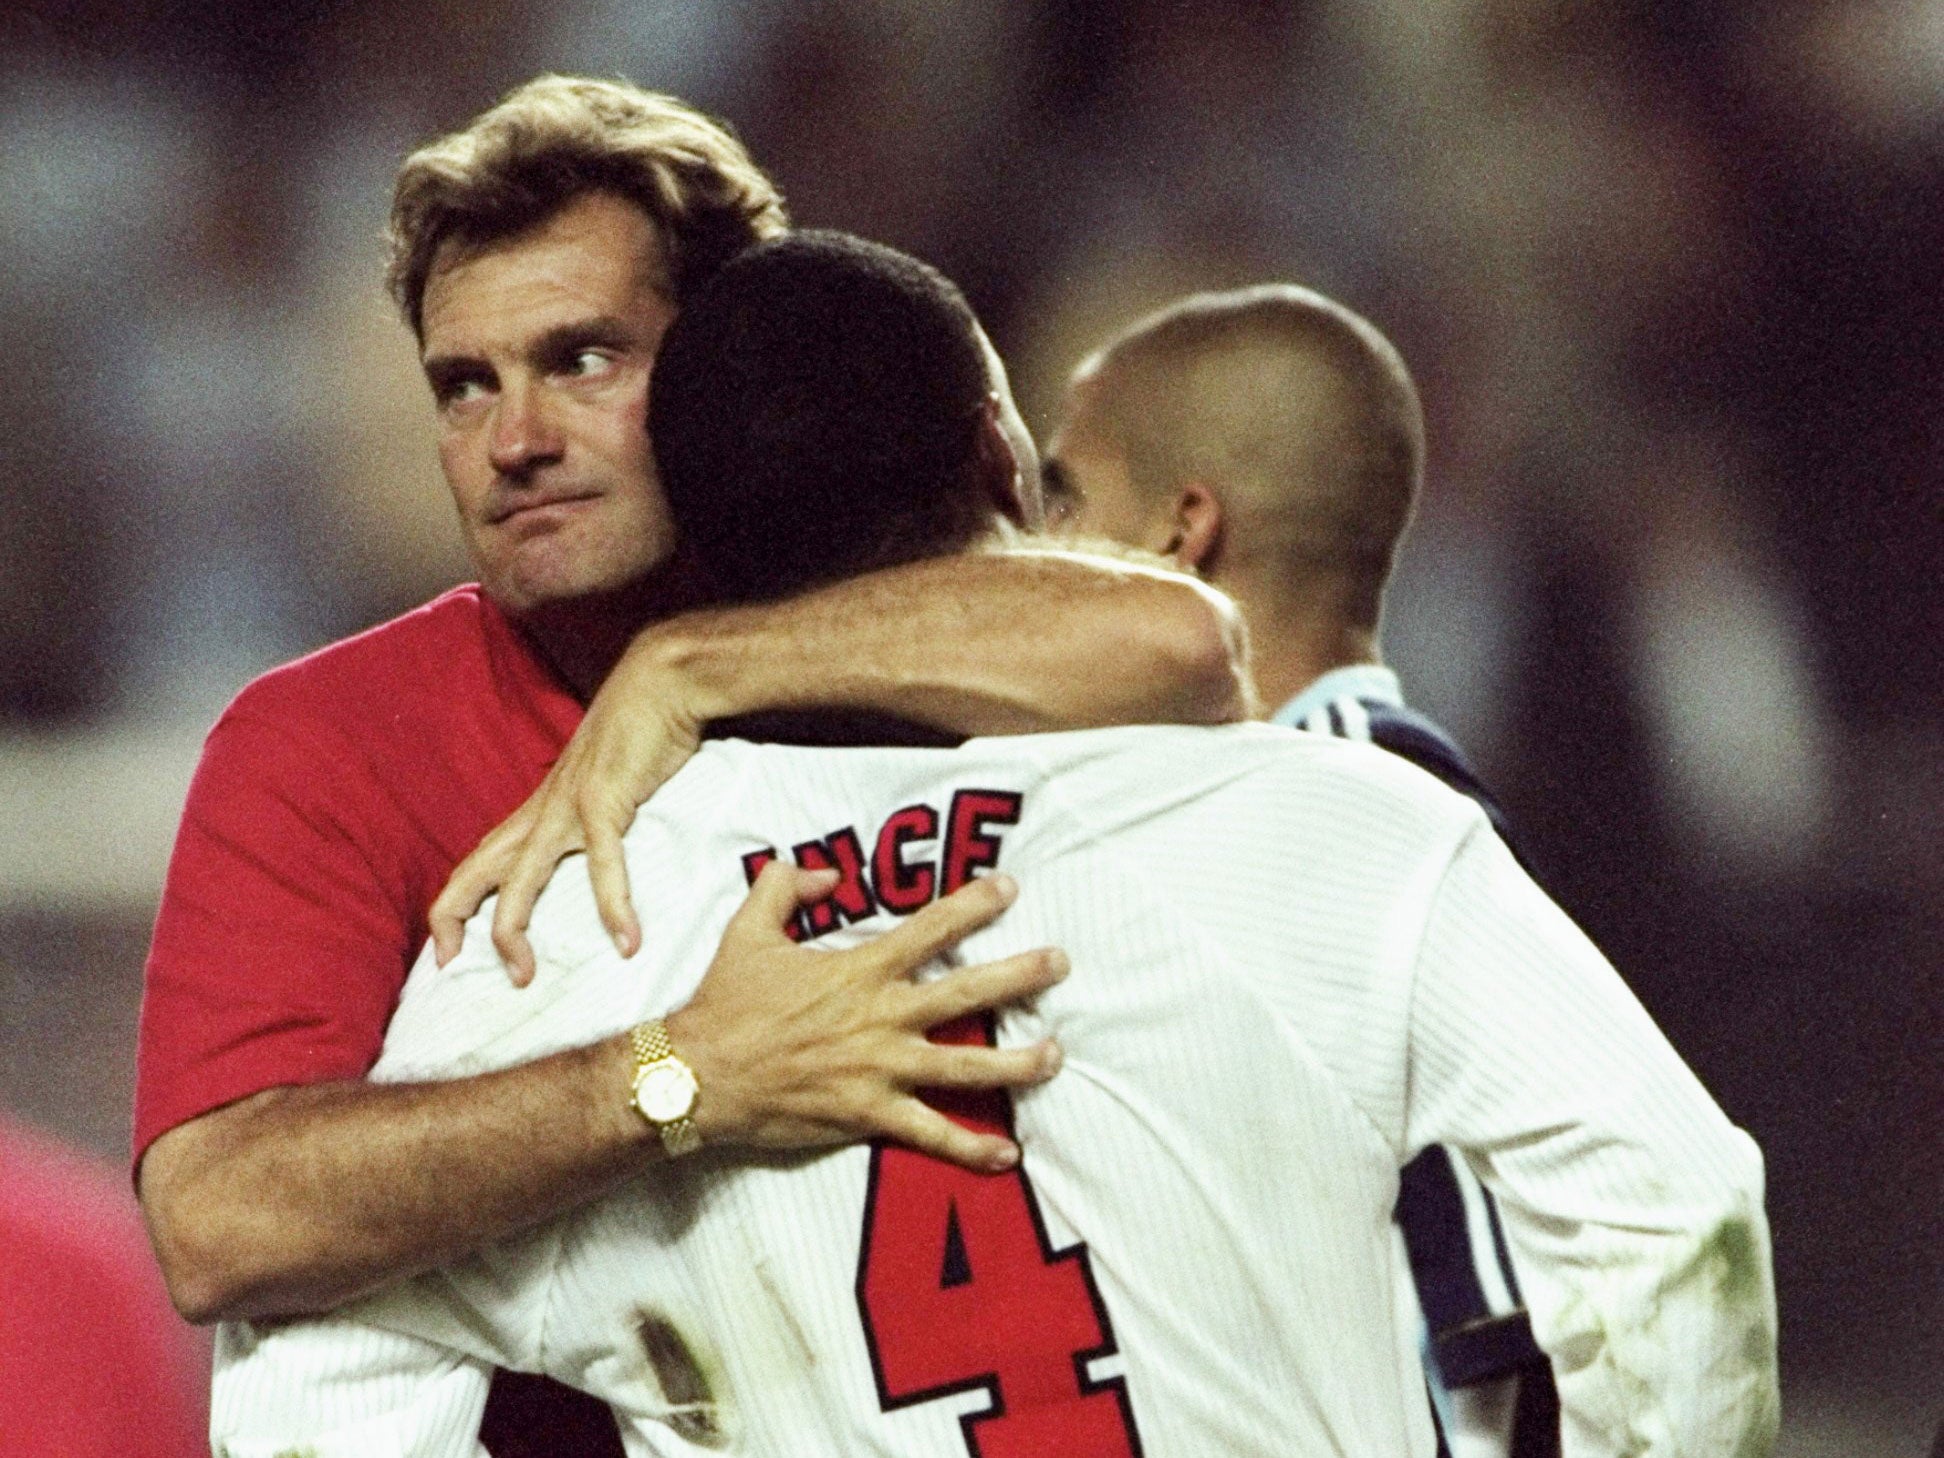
[0,1,1936,1451]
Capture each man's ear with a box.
[971,396,1030,527]
[1159,481,1223,572]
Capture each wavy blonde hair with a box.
[387,74,789,338]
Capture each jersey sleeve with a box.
[1401,823,1779,1458]
[212,1314,491,1458]
[135,703,419,1165]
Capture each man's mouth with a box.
[488,492,601,526]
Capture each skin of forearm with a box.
[636,548,1253,734]
[139,1033,651,1324]
[145,870,1050,1322]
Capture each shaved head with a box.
[1060,285,1423,628]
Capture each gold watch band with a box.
[629,1019,703,1158]
[631,1018,677,1068]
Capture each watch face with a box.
[635,1060,698,1123]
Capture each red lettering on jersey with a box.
[745,791,1023,935]
[856,1014,1142,1457]
[941,790,1024,895]
[873,804,940,914]
[793,827,879,937]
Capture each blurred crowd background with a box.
[0,0,1937,1451]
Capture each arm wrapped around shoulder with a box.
[635,543,1253,738]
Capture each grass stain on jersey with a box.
[1700,1216,1764,1307]
[1700,1215,1781,1454]
[638,1311,729,1448]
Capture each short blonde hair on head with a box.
[1081,284,1424,623]
[387,74,789,338]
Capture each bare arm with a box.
[140,1036,641,1324]
[435,547,1250,977]
[651,544,1250,737]
[141,868,1064,1323]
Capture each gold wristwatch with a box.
[628,1019,702,1158]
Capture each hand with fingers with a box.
[430,648,703,984]
[668,862,1068,1173]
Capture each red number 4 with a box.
[855,1014,1143,1457]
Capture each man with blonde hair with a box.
[386,75,790,344]
[1047,285,1419,717]
[136,76,1244,1452]
[1047,284,1563,1456]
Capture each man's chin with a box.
[483,543,651,616]
[491,556,710,626]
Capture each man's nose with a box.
[488,380,564,476]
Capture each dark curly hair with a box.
[649,231,995,604]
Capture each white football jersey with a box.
[212,724,1776,1458]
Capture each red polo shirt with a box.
[135,582,620,1455]
[136,585,581,1160]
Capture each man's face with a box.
[419,191,680,616]
[1043,367,1170,550]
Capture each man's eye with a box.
[565,350,614,378]
[438,378,490,408]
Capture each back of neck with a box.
[1217,575,1381,715]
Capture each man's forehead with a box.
[420,194,672,352]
